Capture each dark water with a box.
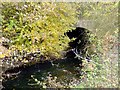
[2,58,83,89]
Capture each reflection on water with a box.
[2,58,83,89]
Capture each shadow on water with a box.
[2,58,83,89]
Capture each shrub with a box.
[1,2,79,60]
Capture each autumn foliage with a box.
[1,2,79,59]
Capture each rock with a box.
[0,46,9,56]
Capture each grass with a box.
[75,32,118,88]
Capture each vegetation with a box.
[1,2,119,89]
[1,2,79,60]
[75,2,118,88]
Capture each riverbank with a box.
[75,33,118,88]
[2,58,83,88]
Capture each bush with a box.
[1,2,79,60]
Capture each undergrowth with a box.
[75,31,118,88]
